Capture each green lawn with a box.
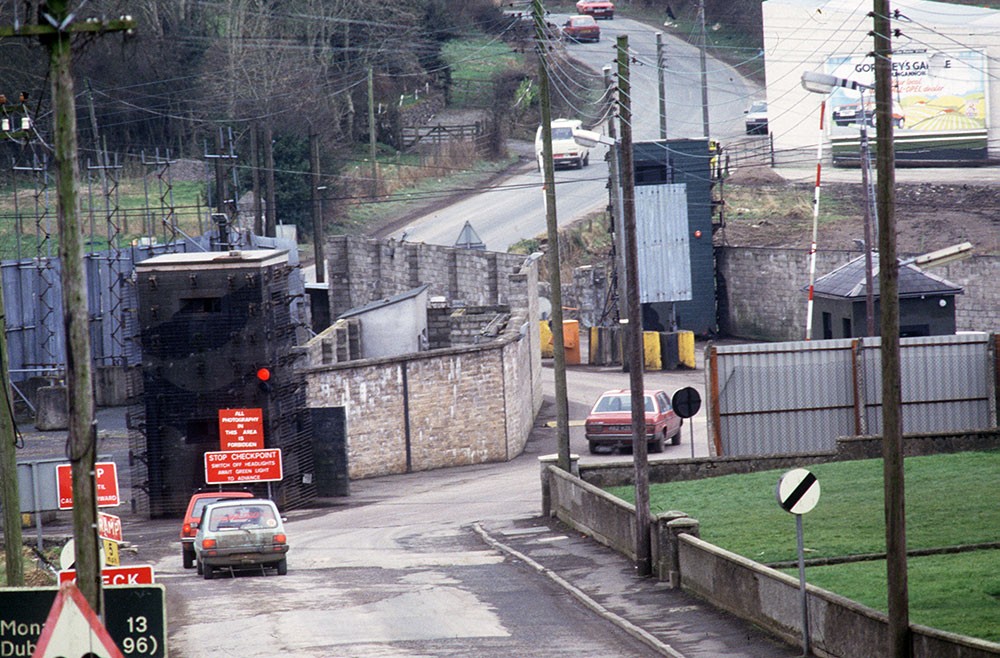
[608,451,1000,642]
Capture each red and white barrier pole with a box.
[804,100,825,341]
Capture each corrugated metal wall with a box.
[708,333,997,456]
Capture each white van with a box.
[534,118,591,171]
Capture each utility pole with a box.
[0,2,136,615]
[251,124,263,235]
[368,68,378,198]
[873,2,909,656]
[617,34,652,577]
[656,32,668,140]
[533,0,571,473]
[697,0,711,138]
[0,96,32,586]
[604,65,626,325]
[310,130,326,284]
[263,122,277,237]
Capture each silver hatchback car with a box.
[194,498,289,579]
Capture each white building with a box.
[763,0,1000,165]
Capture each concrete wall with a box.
[717,248,1000,341]
[542,433,1000,658]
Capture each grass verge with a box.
[607,451,1000,642]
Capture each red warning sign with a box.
[58,565,155,586]
[56,462,121,510]
[204,448,283,484]
[218,408,265,451]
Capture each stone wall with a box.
[716,248,1000,340]
[301,239,542,480]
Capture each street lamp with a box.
[800,70,878,337]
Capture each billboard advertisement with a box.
[825,49,988,163]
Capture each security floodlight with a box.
[903,241,973,268]
[800,71,874,94]
[572,129,616,148]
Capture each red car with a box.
[576,0,615,19]
[180,490,254,568]
[562,15,601,43]
[584,389,682,454]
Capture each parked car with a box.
[584,389,682,454]
[535,118,591,171]
[744,100,768,135]
[561,14,601,43]
[180,490,254,569]
[194,498,289,579]
[576,0,615,19]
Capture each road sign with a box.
[0,585,167,658]
[104,539,121,566]
[218,407,265,451]
[59,538,107,571]
[776,468,821,515]
[98,512,123,542]
[59,565,155,586]
[56,461,120,509]
[32,583,123,658]
[204,448,283,484]
[671,387,702,419]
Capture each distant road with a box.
[385,17,763,253]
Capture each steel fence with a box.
[707,333,998,456]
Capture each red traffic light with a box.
[256,367,271,382]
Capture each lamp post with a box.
[801,71,877,337]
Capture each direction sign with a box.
[218,407,265,451]
[204,448,283,484]
[59,565,155,586]
[776,468,821,515]
[0,585,167,658]
[671,387,702,419]
[56,461,120,509]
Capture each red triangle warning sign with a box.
[32,583,123,658]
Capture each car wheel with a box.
[183,548,194,569]
[276,559,288,576]
[583,152,590,167]
[588,442,600,455]
[650,434,664,453]
[671,427,682,446]
[203,565,214,580]
[196,559,203,575]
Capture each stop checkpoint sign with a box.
[776,468,820,515]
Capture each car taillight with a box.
[201,538,217,549]
[273,534,286,545]
[182,523,192,536]
[645,424,655,435]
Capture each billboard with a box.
[825,49,988,163]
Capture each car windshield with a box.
[551,127,574,140]
[594,395,654,413]
[208,505,277,531]
[749,101,767,113]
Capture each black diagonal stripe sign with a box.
[777,468,820,515]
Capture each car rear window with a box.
[208,504,278,531]
[594,395,655,412]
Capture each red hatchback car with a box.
[584,389,682,454]
[562,15,601,43]
[180,490,254,568]
[576,0,615,19]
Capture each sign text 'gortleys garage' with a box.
[204,448,283,484]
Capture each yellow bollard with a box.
[643,331,662,370]
[539,320,554,358]
[677,330,696,368]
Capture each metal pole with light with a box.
[800,71,877,339]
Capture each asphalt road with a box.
[393,16,762,252]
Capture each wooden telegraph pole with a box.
[0,2,135,615]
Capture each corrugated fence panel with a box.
[635,184,692,304]
[713,334,996,457]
